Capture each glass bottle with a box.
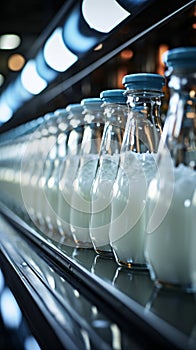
[0,141,15,210]
[12,131,34,217]
[15,118,43,219]
[57,103,84,243]
[21,113,52,225]
[0,117,42,219]
[109,73,165,269]
[20,115,49,225]
[89,89,127,257]
[40,108,70,236]
[35,115,59,231]
[145,47,196,291]
[70,98,104,248]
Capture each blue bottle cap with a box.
[81,98,102,110]
[163,47,196,68]
[66,103,83,114]
[100,89,127,104]
[122,73,165,92]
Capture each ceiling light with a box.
[35,51,58,82]
[21,60,48,95]
[8,53,25,71]
[43,27,78,72]
[0,34,21,50]
[82,0,130,33]
[63,8,98,54]
[1,78,32,111]
[157,44,169,75]
[120,49,133,59]
[2,85,21,110]
[94,43,103,51]
[0,100,13,123]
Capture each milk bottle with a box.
[89,89,127,257]
[109,73,165,269]
[0,142,17,210]
[0,118,40,219]
[21,115,51,224]
[41,109,69,235]
[57,104,84,242]
[10,138,26,216]
[145,47,196,291]
[14,118,43,218]
[70,98,104,248]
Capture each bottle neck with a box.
[99,103,128,156]
[162,70,196,168]
[121,92,163,153]
[103,103,127,126]
[83,107,104,124]
[167,69,195,93]
[80,108,105,155]
[127,92,163,121]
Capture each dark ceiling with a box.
[0,0,195,135]
[0,0,65,87]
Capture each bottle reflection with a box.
[113,267,154,306]
[91,255,117,282]
[72,247,96,270]
[146,286,196,342]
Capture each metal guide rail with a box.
[0,203,196,350]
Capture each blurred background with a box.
[0,0,195,133]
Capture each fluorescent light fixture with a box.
[94,43,103,51]
[0,99,13,123]
[0,77,32,112]
[63,8,97,54]
[21,60,48,95]
[0,34,21,50]
[35,51,58,82]
[43,27,78,72]
[2,85,21,110]
[14,77,32,102]
[82,0,130,33]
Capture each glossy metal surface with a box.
[0,205,196,349]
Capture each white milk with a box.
[89,154,119,255]
[0,167,15,208]
[37,135,58,229]
[70,154,99,248]
[145,163,196,290]
[109,151,157,269]
[21,163,39,223]
[34,158,53,229]
[44,159,61,233]
[12,168,25,215]
[58,155,80,240]
[21,136,44,223]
